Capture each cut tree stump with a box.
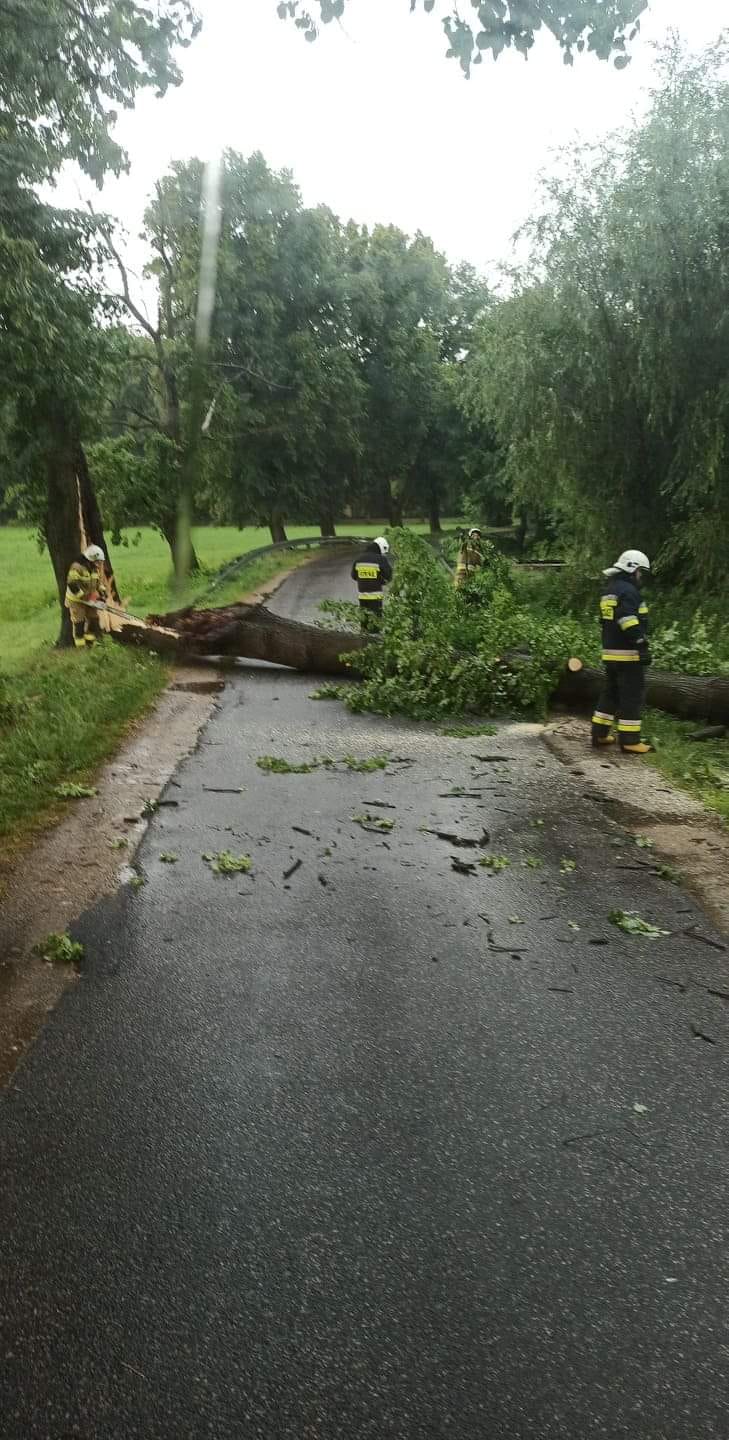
[553,661,729,725]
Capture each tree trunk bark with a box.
[319,513,336,538]
[388,489,404,528]
[159,517,200,577]
[428,492,442,533]
[133,603,369,675]
[44,411,119,646]
[553,662,729,725]
[269,513,288,544]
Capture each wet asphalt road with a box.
[1,552,729,1438]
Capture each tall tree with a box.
[0,0,200,640]
[461,38,729,581]
[347,224,451,525]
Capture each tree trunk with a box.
[132,603,369,675]
[515,512,528,555]
[159,517,200,577]
[44,411,119,646]
[319,513,336,538]
[428,492,442,533]
[269,513,288,544]
[388,489,404,528]
[553,662,729,725]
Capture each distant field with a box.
[0,522,449,673]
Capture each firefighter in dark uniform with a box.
[591,549,653,754]
[351,536,392,628]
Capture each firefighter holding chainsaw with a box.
[65,544,110,649]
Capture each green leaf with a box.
[609,910,669,939]
[257,755,317,774]
[54,782,97,799]
[478,854,510,871]
[33,931,84,965]
[203,850,253,875]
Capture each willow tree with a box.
[461,38,729,584]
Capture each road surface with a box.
[1,551,728,1438]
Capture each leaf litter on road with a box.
[479,854,510,871]
[610,910,670,938]
[203,851,253,876]
[351,813,394,833]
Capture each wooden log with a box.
[553,661,729,725]
[114,601,369,676]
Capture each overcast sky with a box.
[59,0,726,281]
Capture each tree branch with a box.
[88,199,160,342]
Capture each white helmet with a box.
[84,544,105,565]
[374,536,390,555]
[468,527,482,539]
[603,549,650,578]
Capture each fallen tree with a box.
[102,599,729,723]
[108,600,369,676]
[553,658,729,725]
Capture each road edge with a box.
[544,714,729,937]
[0,557,314,1087]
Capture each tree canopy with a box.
[460,39,729,583]
[276,0,646,74]
[0,0,201,635]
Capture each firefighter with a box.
[65,544,107,649]
[454,527,484,589]
[351,536,392,628]
[591,549,653,754]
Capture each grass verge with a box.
[0,644,168,853]
[647,709,729,825]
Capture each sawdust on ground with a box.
[544,714,729,936]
